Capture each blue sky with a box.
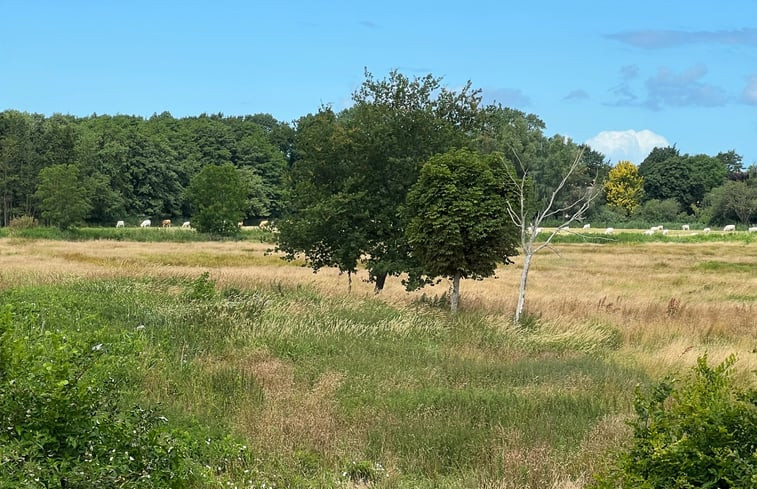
[2,1,756,165]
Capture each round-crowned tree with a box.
[405,148,518,312]
[185,163,248,236]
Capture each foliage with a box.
[603,160,644,216]
[701,180,757,225]
[405,149,518,309]
[592,355,757,489]
[279,70,483,291]
[638,198,681,223]
[185,163,248,236]
[34,164,92,229]
[639,148,727,213]
[0,304,210,487]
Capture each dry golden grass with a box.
[1,237,754,379]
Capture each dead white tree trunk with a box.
[506,148,600,324]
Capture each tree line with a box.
[0,111,293,227]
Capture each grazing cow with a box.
[604,227,614,235]
[652,225,664,232]
[582,224,591,229]
[749,227,757,233]
[259,220,270,229]
[644,229,654,235]
[116,220,125,228]
[140,219,151,228]
[161,219,171,228]
[723,224,736,232]
[237,221,243,228]
[662,229,669,236]
[703,227,711,234]
[681,224,690,231]
[182,221,191,229]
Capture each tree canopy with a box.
[405,149,518,311]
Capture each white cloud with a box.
[585,129,669,164]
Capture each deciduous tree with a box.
[34,164,92,229]
[185,163,248,236]
[405,149,518,312]
[603,160,643,216]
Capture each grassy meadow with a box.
[0,231,755,488]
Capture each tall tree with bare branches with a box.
[506,148,601,323]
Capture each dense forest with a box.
[0,111,294,227]
[0,72,754,231]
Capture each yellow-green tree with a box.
[603,160,644,215]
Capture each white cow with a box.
[652,225,664,232]
[644,229,654,235]
[703,227,711,234]
[582,224,591,229]
[259,220,270,229]
[181,221,191,229]
[723,224,736,232]
[604,227,614,235]
[662,229,669,236]
[116,220,125,228]
[749,227,757,233]
[681,224,690,231]
[140,219,151,228]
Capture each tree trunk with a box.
[373,272,387,294]
[347,270,352,294]
[515,251,532,323]
[450,272,461,313]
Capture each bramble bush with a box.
[591,354,757,489]
[0,303,242,488]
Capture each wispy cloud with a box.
[359,20,379,29]
[585,129,669,164]
[609,64,728,110]
[563,89,589,101]
[607,27,757,49]
[481,87,531,108]
[644,65,728,109]
[742,75,757,105]
[610,65,640,105]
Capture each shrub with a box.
[591,354,757,488]
[8,215,37,230]
[0,304,213,487]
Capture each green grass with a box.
[0,275,650,487]
[546,230,755,245]
[0,225,275,242]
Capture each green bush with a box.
[0,303,221,487]
[592,355,757,489]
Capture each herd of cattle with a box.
[115,219,272,230]
[527,223,756,235]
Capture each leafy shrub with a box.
[0,304,221,487]
[639,198,681,223]
[591,354,757,489]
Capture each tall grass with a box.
[1,237,754,487]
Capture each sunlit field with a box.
[1,233,754,488]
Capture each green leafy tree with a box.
[702,180,757,225]
[603,160,644,216]
[185,163,248,236]
[34,164,92,229]
[280,71,483,292]
[639,149,727,212]
[592,355,757,489]
[405,149,518,312]
[639,198,681,223]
